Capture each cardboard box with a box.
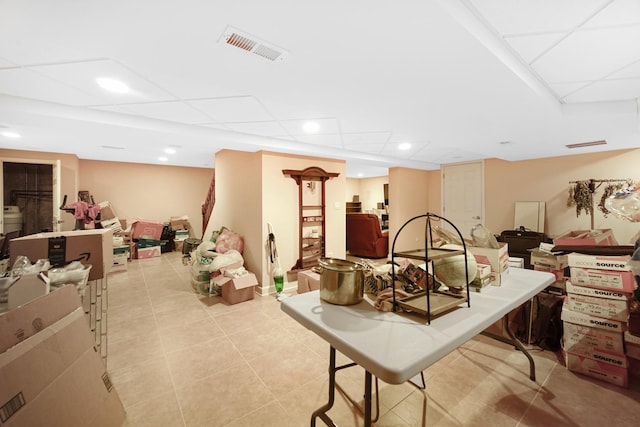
[111,253,128,273]
[0,308,126,426]
[554,229,618,246]
[131,220,164,240]
[170,217,194,236]
[137,246,161,259]
[569,267,636,293]
[100,217,123,232]
[9,229,113,281]
[564,351,628,388]
[174,229,189,241]
[530,249,569,270]
[469,264,493,289]
[215,272,258,305]
[568,252,631,272]
[560,304,625,333]
[533,265,566,284]
[297,270,320,293]
[565,280,631,300]
[137,238,162,248]
[97,201,117,221]
[563,320,625,355]
[469,276,492,292]
[625,331,640,360]
[469,243,510,286]
[565,293,629,322]
[563,342,627,368]
[8,273,51,310]
[0,285,80,354]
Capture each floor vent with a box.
[220,26,287,61]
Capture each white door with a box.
[441,161,484,239]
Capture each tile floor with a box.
[107,252,640,426]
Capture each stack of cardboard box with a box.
[468,242,510,286]
[530,243,569,295]
[170,216,194,253]
[0,285,125,426]
[560,252,637,387]
[130,220,164,259]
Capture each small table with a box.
[280,267,554,426]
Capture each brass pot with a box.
[318,258,364,305]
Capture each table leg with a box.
[480,314,536,381]
[364,371,372,427]
[502,314,536,381]
[311,346,338,427]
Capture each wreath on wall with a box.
[567,179,635,218]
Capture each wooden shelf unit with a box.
[346,202,361,213]
[283,167,339,271]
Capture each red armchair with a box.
[346,213,389,258]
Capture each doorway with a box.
[2,161,60,235]
[441,161,484,239]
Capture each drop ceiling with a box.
[0,0,639,178]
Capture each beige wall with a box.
[1,149,213,236]
[346,176,388,213]
[388,167,434,253]
[207,150,346,295]
[353,148,640,247]
[79,160,212,238]
[484,148,640,244]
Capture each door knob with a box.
[472,216,481,220]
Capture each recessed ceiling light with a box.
[158,157,168,162]
[1,131,21,138]
[398,142,411,150]
[302,121,320,133]
[164,148,176,154]
[96,77,130,94]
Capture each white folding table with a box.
[280,267,555,426]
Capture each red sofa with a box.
[346,213,389,258]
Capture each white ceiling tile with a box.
[279,117,340,135]
[561,78,640,102]
[343,142,387,154]
[294,133,342,147]
[505,33,566,64]
[121,101,212,124]
[548,81,592,99]
[0,67,103,105]
[532,25,640,82]
[224,121,288,137]
[583,0,640,27]
[90,105,141,115]
[30,59,175,105]
[0,57,15,68]
[470,0,609,35]
[608,59,640,78]
[187,96,274,123]
[199,123,231,131]
[341,132,391,145]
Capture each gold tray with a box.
[396,290,467,318]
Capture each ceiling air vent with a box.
[566,140,607,149]
[220,26,287,61]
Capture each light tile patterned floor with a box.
[107,252,640,426]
